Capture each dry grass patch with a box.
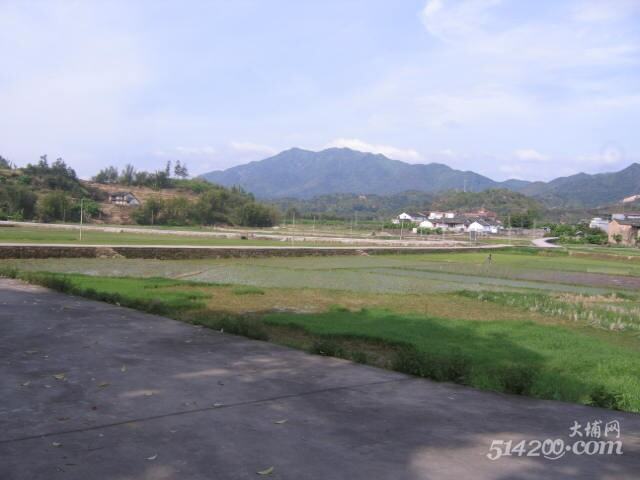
[162,283,552,323]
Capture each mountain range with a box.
[201,147,640,208]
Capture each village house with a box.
[589,217,609,233]
[394,210,502,234]
[608,218,640,246]
[467,219,500,234]
[434,216,469,232]
[108,191,140,206]
[428,211,456,220]
[394,212,428,224]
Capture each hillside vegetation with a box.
[271,188,545,224]
[202,147,507,198]
[0,156,278,227]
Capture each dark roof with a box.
[438,217,469,225]
[470,219,498,226]
[615,219,640,227]
[110,191,136,197]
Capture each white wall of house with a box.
[418,220,436,229]
[589,218,609,233]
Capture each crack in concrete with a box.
[0,377,411,445]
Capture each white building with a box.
[108,191,140,206]
[395,212,427,223]
[467,219,500,234]
[588,218,609,233]
[418,220,436,229]
[428,211,456,220]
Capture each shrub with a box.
[391,346,470,383]
[310,339,346,357]
[588,386,622,410]
[500,365,536,395]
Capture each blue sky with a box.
[1,0,639,181]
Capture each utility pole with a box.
[400,219,404,240]
[79,198,84,241]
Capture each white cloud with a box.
[578,143,627,167]
[176,146,217,156]
[325,138,422,162]
[514,149,549,162]
[229,142,277,156]
[152,142,279,174]
[573,0,640,23]
[420,0,502,42]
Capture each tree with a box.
[0,185,37,219]
[131,197,165,225]
[174,160,189,178]
[93,166,119,184]
[238,202,279,227]
[0,155,11,169]
[37,191,73,222]
[165,160,172,178]
[51,157,76,179]
[119,164,136,185]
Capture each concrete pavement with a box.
[1,278,638,479]
[532,237,561,248]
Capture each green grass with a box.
[4,268,639,412]
[232,285,265,295]
[3,270,213,314]
[264,309,639,411]
[0,226,317,247]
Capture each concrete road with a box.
[1,279,638,480]
[532,237,561,248]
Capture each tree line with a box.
[93,161,189,189]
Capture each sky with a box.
[1,0,639,181]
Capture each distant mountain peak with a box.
[201,147,639,207]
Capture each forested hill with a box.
[202,147,640,208]
[0,156,278,227]
[270,189,544,222]
[202,147,506,198]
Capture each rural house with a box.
[467,219,500,234]
[395,212,427,223]
[428,211,456,220]
[608,218,640,246]
[589,217,609,232]
[435,217,469,232]
[108,191,140,206]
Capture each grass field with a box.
[0,225,316,246]
[4,247,639,411]
[3,267,638,412]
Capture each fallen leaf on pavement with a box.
[97,382,110,388]
[257,466,274,475]
[51,442,62,447]
[146,454,157,461]
[273,419,287,425]
[53,373,66,381]
[120,365,127,372]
